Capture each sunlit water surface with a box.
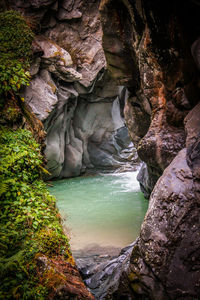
[49,171,148,252]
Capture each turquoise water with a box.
[49,171,148,251]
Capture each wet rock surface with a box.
[100,0,200,197]
[14,0,136,179]
[7,0,200,299]
[74,243,135,300]
[99,0,200,299]
[125,148,200,300]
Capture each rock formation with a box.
[100,0,200,197]
[6,0,200,299]
[8,0,136,179]
[99,0,200,298]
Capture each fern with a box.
[0,180,8,197]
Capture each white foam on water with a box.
[102,169,140,193]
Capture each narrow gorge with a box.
[0,0,200,299]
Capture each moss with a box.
[0,10,75,300]
[131,282,140,293]
[0,10,34,96]
[0,10,34,60]
[47,81,57,94]
[0,97,22,125]
[52,50,63,57]
[129,271,142,295]
[129,272,139,281]
[0,127,72,299]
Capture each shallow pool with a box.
[49,171,148,252]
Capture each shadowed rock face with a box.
[100,0,200,197]
[99,0,200,299]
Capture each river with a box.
[49,170,148,257]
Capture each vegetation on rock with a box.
[0,128,72,299]
[0,11,33,98]
[0,10,74,300]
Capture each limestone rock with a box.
[33,36,82,82]
[56,7,82,20]
[44,91,133,179]
[29,0,56,8]
[18,0,134,180]
[22,74,58,121]
[44,93,78,179]
[185,102,200,183]
[29,57,41,77]
[45,0,106,87]
[9,0,56,8]
[185,101,200,149]
[35,35,73,66]
[137,163,158,199]
[57,0,82,20]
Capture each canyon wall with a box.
[9,0,135,179]
[99,0,200,298]
[6,0,200,298]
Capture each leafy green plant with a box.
[0,10,34,96]
[0,128,71,299]
[0,62,31,94]
[0,10,72,300]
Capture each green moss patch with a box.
[0,10,33,97]
[0,128,72,299]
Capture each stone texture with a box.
[35,35,73,66]
[44,87,134,179]
[56,7,82,20]
[137,163,158,199]
[35,255,95,300]
[34,35,82,82]
[100,0,200,197]
[22,73,58,121]
[18,0,135,179]
[17,0,135,179]
[85,243,135,299]
[126,148,200,300]
[185,102,200,192]
[57,0,82,20]
[99,0,200,298]
[7,0,200,298]
[191,37,200,70]
[45,0,106,87]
